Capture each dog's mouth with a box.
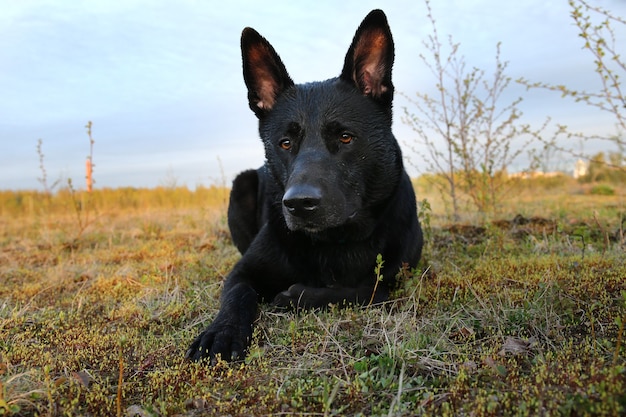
[302,225,323,234]
[287,210,359,235]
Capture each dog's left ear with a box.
[241,27,294,117]
[340,9,394,105]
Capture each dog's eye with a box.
[279,138,292,150]
[339,133,354,144]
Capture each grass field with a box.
[1,177,625,416]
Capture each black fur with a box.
[186,9,423,363]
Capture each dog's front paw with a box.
[273,284,339,309]
[273,284,308,309]
[185,320,251,364]
[273,284,362,309]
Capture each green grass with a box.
[1,182,625,416]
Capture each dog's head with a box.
[241,10,402,239]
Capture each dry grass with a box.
[1,182,625,416]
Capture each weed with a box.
[368,254,385,306]
[417,198,433,263]
[35,139,61,197]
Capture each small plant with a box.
[418,198,433,261]
[36,139,61,197]
[614,291,626,367]
[117,335,127,417]
[369,254,385,306]
[0,355,22,416]
[402,0,542,219]
[64,122,99,243]
[66,178,96,242]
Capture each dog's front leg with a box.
[185,279,257,363]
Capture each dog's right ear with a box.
[340,10,394,107]
[241,28,294,117]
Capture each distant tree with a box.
[608,151,623,168]
[587,152,607,182]
[581,151,626,183]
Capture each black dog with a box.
[186,9,423,363]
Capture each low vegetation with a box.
[1,180,625,416]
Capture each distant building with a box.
[508,171,564,180]
[573,159,588,179]
[507,159,590,180]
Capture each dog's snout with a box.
[283,185,322,218]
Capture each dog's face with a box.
[241,10,402,237]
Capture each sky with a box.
[1,0,625,191]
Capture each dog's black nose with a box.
[283,185,322,218]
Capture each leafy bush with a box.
[590,184,615,195]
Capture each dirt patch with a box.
[435,214,624,248]
[442,224,487,245]
[492,214,557,239]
